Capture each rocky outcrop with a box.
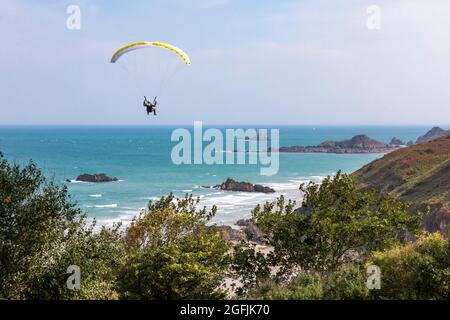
[215,178,275,193]
[416,127,449,144]
[210,220,267,244]
[389,137,405,146]
[75,173,118,183]
[211,225,247,242]
[236,219,267,244]
[273,134,397,154]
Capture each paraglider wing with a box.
[110,41,191,65]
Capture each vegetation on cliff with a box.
[353,134,450,234]
[1,152,448,300]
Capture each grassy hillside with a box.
[353,134,450,234]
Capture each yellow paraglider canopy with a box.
[110,41,191,65]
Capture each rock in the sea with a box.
[241,133,271,141]
[215,178,275,193]
[406,140,414,146]
[389,137,405,146]
[75,173,118,183]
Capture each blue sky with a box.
[1,0,449,125]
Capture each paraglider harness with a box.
[143,96,157,115]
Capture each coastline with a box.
[0,125,428,228]
[94,175,319,228]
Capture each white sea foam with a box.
[93,175,323,228]
[89,194,102,198]
[94,203,118,208]
[95,209,140,229]
[67,179,90,184]
[142,196,160,201]
[197,177,309,225]
[205,192,222,196]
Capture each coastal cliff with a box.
[416,126,450,144]
[353,134,450,234]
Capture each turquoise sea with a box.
[0,125,429,226]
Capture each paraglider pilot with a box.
[143,96,157,115]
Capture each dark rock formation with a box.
[406,140,414,146]
[215,178,275,193]
[209,220,267,244]
[75,173,118,183]
[272,134,397,154]
[295,204,314,216]
[236,219,267,244]
[389,137,405,146]
[416,127,449,144]
[211,225,247,242]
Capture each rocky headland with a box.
[272,134,399,154]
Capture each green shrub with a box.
[323,264,369,300]
[253,171,423,274]
[247,272,324,300]
[0,153,121,299]
[246,264,369,300]
[369,232,450,299]
[118,194,230,299]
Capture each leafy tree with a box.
[369,232,450,299]
[231,243,271,295]
[0,154,231,300]
[252,171,423,275]
[0,153,120,299]
[118,193,230,299]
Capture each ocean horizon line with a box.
[0,123,446,128]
